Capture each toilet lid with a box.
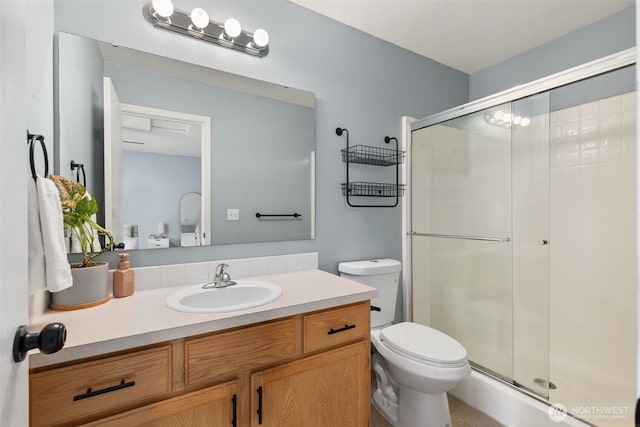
[379,322,468,368]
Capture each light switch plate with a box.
[227,209,240,221]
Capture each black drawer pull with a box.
[232,394,237,427]
[328,324,356,335]
[257,386,263,424]
[370,305,381,312]
[73,379,135,401]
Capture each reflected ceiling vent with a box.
[122,114,151,131]
[150,118,191,134]
[122,114,191,135]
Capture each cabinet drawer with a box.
[186,317,299,387]
[30,345,171,427]
[304,302,370,353]
[80,380,240,427]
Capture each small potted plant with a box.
[49,174,115,310]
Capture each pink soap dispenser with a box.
[113,253,135,298]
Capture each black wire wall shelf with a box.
[340,144,406,166]
[341,182,406,198]
[335,127,405,208]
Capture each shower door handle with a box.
[408,232,510,243]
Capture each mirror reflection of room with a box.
[118,106,204,249]
[56,32,316,252]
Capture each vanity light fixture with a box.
[143,1,269,57]
[151,0,173,19]
[189,8,210,31]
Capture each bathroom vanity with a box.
[28,270,376,426]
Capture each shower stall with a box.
[404,51,637,427]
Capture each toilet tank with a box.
[338,259,401,328]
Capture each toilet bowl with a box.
[338,259,471,427]
[371,323,471,426]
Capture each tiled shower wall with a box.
[548,92,636,426]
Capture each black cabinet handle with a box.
[231,394,237,427]
[328,324,356,335]
[256,386,263,425]
[73,379,135,401]
[370,305,381,312]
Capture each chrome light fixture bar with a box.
[142,2,269,57]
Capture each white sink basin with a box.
[166,280,282,314]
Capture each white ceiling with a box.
[290,0,633,74]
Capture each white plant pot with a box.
[50,262,110,311]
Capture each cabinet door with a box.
[251,341,369,427]
[82,380,239,427]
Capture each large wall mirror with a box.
[56,32,316,251]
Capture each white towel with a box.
[29,176,73,293]
[69,190,101,254]
[28,178,45,294]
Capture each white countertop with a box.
[29,269,377,369]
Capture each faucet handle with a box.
[215,263,229,277]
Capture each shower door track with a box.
[408,232,510,243]
[409,47,635,131]
[469,361,546,400]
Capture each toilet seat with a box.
[379,322,467,368]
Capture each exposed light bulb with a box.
[253,28,269,47]
[493,110,504,121]
[520,117,531,127]
[513,115,522,125]
[152,0,174,18]
[190,8,209,30]
[503,113,512,123]
[224,18,242,38]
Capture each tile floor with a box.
[370,379,505,427]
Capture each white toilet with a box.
[338,259,471,427]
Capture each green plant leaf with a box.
[49,174,114,267]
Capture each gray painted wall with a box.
[53,0,469,274]
[469,5,636,101]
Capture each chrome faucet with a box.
[203,263,236,289]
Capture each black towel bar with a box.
[255,212,302,218]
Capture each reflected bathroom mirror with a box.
[56,32,316,250]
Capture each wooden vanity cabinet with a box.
[29,301,370,427]
[251,341,369,427]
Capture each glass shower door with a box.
[411,105,515,380]
[511,93,551,397]
[409,63,636,425]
